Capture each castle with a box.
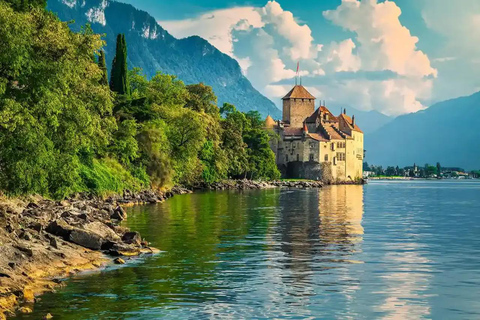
[266,85,364,182]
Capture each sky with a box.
[121,0,480,116]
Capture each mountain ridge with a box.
[47,0,281,118]
[365,90,480,170]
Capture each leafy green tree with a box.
[98,50,108,86]
[110,34,129,95]
[3,0,46,11]
[0,4,115,197]
[385,166,396,176]
[185,83,218,115]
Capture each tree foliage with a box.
[0,3,281,197]
[110,34,129,95]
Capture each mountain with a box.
[47,0,281,118]
[328,105,393,134]
[365,91,480,170]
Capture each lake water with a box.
[15,180,480,319]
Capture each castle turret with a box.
[282,85,315,127]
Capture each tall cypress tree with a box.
[98,50,108,86]
[109,34,129,95]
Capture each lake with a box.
[14,180,480,319]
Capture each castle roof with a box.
[282,85,316,100]
[305,108,320,123]
[308,133,328,142]
[338,113,363,133]
[283,127,303,136]
[264,115,276,128]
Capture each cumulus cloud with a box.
[323,0,437,78]
[161,0,437,116]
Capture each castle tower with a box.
[282,85,315,127]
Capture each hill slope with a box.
[365,91,480,170]
[47,0,281,118]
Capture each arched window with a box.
[324,154,328,161]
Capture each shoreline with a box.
[0,178,360,319]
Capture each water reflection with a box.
[14,182,480,319]
[318,185,364,245]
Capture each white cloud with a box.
[160,0,437,116]
[323,0,437,78]
[261,1,316,60]
[160,7,263,56]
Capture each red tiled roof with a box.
[282,85,316,100]
[323,123,345,140]
[338,113,363,133]
[283,127,303,136]
[308,133,328,142]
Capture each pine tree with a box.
[110,34,130,95]
[98,50,108,86]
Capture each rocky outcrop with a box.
[191,179,324,191]
[0,189,186,319]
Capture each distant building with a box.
[265,85,364,182]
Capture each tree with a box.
[3,0,46,11]
[110,34,129,95]
[98,50,108,86]
[0,3,114,197]
[385,166,396,176]
[185,83,218,115]
[436,162,442,177]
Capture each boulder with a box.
[110,206,126,221]
[122,231,141,245]
[113,258,125,265]
[69,229,104,250]
[46,220,74,239]
[83,222,121,242]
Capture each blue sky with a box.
[121,0,480,116]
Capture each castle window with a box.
[331,143,335,151]
[336,152,346,161]
[309,154,314,161]
[296,154,300,161]
[324,154,328,161]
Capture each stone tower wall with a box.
[283,98,315,127]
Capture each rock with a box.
[83,222,121,242]
[26,202,39,209]
[110,206,126,221]
[69,229,104,250]
[113,258,125,265]
[19,307,33,314]
[43,313,53,319]
[122,231,141,245]
[46,220,74,240]
[23,288,35,302]
[49,237,59,249]
[14,245,33,257]
[20,231,32,241]
[29,222,43,232]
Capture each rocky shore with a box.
[191,179,324,191]
[0,179,331,318]
[0,188,194,319]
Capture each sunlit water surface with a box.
[14,181,480,319]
